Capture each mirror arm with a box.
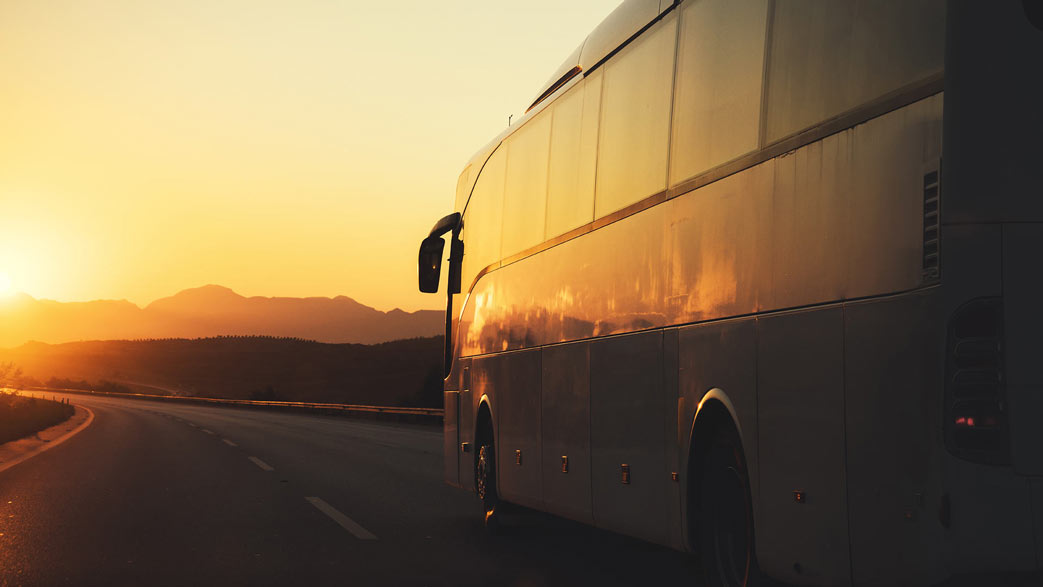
[447,232,463,294]
[428,212,461,238]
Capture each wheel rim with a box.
[476,444,490,501]
[477,441,498,526]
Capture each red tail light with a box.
[945,298,1009,465]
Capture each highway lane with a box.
[0,393,705,586]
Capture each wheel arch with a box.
[475,394,494,440]
[693,387,743,440]
[684,388,750,553]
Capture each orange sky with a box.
[0,0,621,311]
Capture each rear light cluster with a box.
[944,298,1009,464]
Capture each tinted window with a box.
[502,113,551,258]
[764,0,945,143]
[670,0,768,185]
[595,15,677,218]
[455,165,471,212]
[461,147,505,289]
[546,73,601,239]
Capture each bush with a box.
[249,385,284,401]
[0,392,75,444]
[414,364,444,408]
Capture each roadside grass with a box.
[0,391,74,445]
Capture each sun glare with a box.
[0,271,14,297]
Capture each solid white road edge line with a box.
[0,406,95,475]
[222,439,237,447]
[248,456,274,471]
[305,497,378,540]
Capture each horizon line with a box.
[1,284,443,314]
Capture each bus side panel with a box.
[770,135,850,309]
[666,154,774,322]
[943,0,1043,224]
[1002,224,1043,477]
[771,95,941,311]
[458,360,475,493]
[844,290,945,587]
[846,95,942,296]
[490,349,543,509]
[663,328,682,551]
[590,330,669,545]
[677,318,759,552]
[1036,479,1043,571]
[444,389,460,488]
[757,307,851,586]
[1001,225,1043,570]
[541,342,593,524]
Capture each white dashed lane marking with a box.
[305,497,378,540]
[201,429,214,435]
[248,456,274,471]
[222,439,237,447]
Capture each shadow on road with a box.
[457,505,791,587]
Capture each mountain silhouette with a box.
[0,285,443,348]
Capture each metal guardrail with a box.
[21,386,443,422]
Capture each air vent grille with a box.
[922,169,940,282]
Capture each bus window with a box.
[546,73,600,240]
[454,165,471,213]
[502,113,551,258]
[764,0,945,143]
[595,15,677,218]
[670,0,768,186]
[461,147,506,290]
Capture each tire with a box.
[476,435,499,529]
[698,423,758,587]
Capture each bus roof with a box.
[457,0,670,212]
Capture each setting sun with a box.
[0,0,619,312]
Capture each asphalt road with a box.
[0,393,704,586]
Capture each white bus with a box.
[418,1,1043,585]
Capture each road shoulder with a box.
[0,405,94,474]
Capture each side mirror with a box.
[418,236,445,293]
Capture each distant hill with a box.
[0,285,443,348]
[0,336,445,408]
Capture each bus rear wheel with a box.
[698,423,758,587]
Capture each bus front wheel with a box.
[476,436,499,529]
[698,422,758,587]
